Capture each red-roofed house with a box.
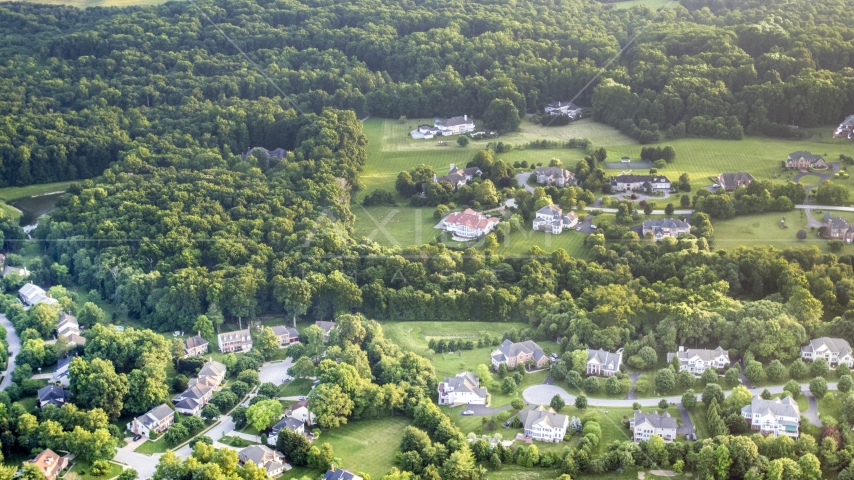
[24,449,68,480]
[439,209,500,239]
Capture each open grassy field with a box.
[0,181,77,202]
[67,459,124,480]
[320,416,412,479]
[712,211,852,253]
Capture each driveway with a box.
[516,172,534,193]
[794,162,841,194]
[259,359,295,385]
[522,382,837,409]
[114,449,160,479]
[576,215,596,234]
[458,403,512,417]
[676,405,694,435]
[804,392,821,427]
[623,373,641,400]
[0,314,20,389]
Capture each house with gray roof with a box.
[785,151,827,169]
[315,321,337,342]
[51,356,72,387]
[1,265,29,279]
[631,411,678,442]
[270,325,299,345]
[534,167,576,187]
[611,174,671,192]
[434,164,483,190]
[666,346,729,374]
[172,383,214,416]
[127,403,174,438]
[825,217,854,243]
[435,115,475,136]
[741,396,800,437]
[37,386,68,408]
[641,218,690,240]
[801,337,853,368]
[19,283,58,307]
[532,205,578,234]
[491,339,548,369]
[516,405,569,442]
[184,335,209,357]
[717,172,755,191]
[268,417,305,445]
[586,348,623,377]
[438,372,487,406]
[238,445,289,477]
[323,468,364,480]
[544,101,582,118]
[218,329,252,353]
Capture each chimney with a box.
[678,346,685,352]
[331,464,335,472]
[464,115,468,121]
[450,163,455,173]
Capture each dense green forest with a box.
[3,0,854,185]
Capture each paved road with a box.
[523,382,837,408]
[114,449,160,479]
[796,205,854,212]
[516,172,534,193]
[0,314,20,389]
[259,359,294,385]
[676,404,694,435]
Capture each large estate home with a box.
[491,339,548,369]
[218,328,253,353]
[516,405,569,442]
[184,334,209,357]
[641,219,690,240]
[826,217,854,243]
[785,151,828,169]
[666,346,730,374]
[610,174,671,192]
[435,115,475,136]
[631,411,678,443]
[741,396,800,437]
[718,172,755,191]
[586,348,623,376]
[19,283,58,306]
[238,445,288,477]
[532,205,578,234]
[544,101,582,118]
[127,403,175,438]
[434,164,483,189]
[534,167,576,187]
[438,372,487,406]
[439,208,499,239]
[835,115,854,138]
[801,337,854,368]
[25,449,68,480]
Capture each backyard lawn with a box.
[67,459,123,480]
[134,435,171,455]
[711,211,849,253]
[278,378,313,397]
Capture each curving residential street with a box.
[0,313,20,390]
[516,171,535,193]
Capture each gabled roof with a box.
[546,101,580,110]
[198,360,227,379]
[184,335,209,350]
[741,395,799,418]
[323,469,364,480]
[586,348,622,371]
[518,405,568,430]
[612,175,670,184]
[634,411,678,429]
[642,219,690,230]
[174,383,213,402]
[272,417,304,434]
[666,347,728,364]
[19,283,46,299]
[37,385,67,405]
[443,209,500,231]
[28,449,65,475]
[719,172,755,186]
[436,115,474,127]
[55,356,72,373]
[443,372,487,399]
[802,337,852,357]
[270,325,291,337]
[287,327,299,338]
[139,404,174,428]
[536,204,563,217]
[535,167,575,180]
[2,265,29,278]
[291,399,310,411]
[788,151,823,161]
[218,329,251,343]
[494,339,546,362]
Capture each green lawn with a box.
[278,378,312,398]
[67,459,123,480]
[219,436,256,448]
[134,435,171,455]
[712,211,849,253]
[0,181,77,202]
[319,416,412,479]
[688,403,711,441]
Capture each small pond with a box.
[12,192,64,229]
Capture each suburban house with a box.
[218,329,253,353]
[516,405,569,442]
[127,403,175,438]
[438,372,488,406]
[630,411,678,442]
[268,417,305,445]
[825,217,854,243]
[544,101,582,118]
[51,357,72,387]
[315,321,337,342]
[37,385,68,408]
[1,265,29,278]
[586,348,623,376]
[270,325,299,345]
[834,115,854,138]
[24,449,68,480]
[718,172,755,191]
[241,147,286,162]
[189,360,227,390]
[56,313,79,338]
[439,208,500,239]
[172,384,214,416]
[323,468,364,480]
[741,396,800,437]
[434,164,483,189]
[534,167,576,187]
[288,399,316,425]
[801,337,854,368]
[184,335,209,357]
[785,151,828,169]
[238,445,289,477]
[610,174,671,192]
[666,346,730,374]
[19,283,58,306]
[641,219,691,240]
[435,115,475,136]
[491,339,549,369]
[532,205,578,234]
